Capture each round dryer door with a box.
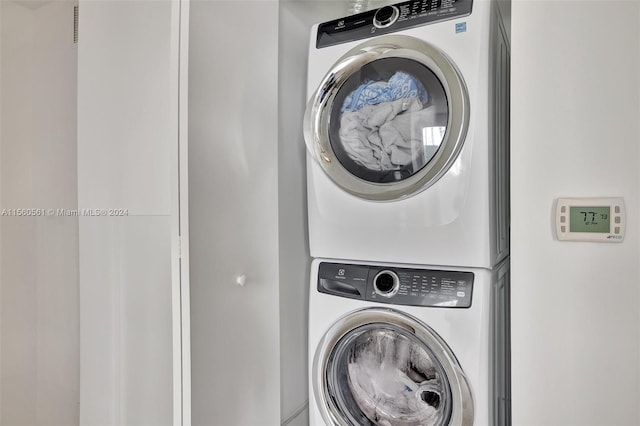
[304,35,469,201]
[313,308,473,426]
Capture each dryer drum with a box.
[328,57,449,185]
[304,35,469,201]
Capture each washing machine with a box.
[303,0,510,268]
[308,258,510,425]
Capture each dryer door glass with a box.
[325,323,453,425]
[304,35,469,201]
[329,57,448,184]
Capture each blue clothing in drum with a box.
[340,71,429,113]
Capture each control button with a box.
[373,5,400,28]
[560,216,566,223]
[373,270,400,297]
[615,205,621,214]
[561,225,566,233]
[560,206,566,213]
[615,226,621,234]
[615,216,621,224]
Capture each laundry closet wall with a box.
[278,2,352,425]
[1,0,183,424]
[511,1,640,425]
[0,2,79,424]
[189,0,349,423]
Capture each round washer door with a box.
[313,308,473,426]
[304,35,469,201]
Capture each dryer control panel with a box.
[318,262,474,308]
[317,0,473,48]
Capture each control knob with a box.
[373,5,400,29]
[373,270,400,297]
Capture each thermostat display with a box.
[569,206,610,233]
[556,198,625,242]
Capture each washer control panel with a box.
[316,0,473,48]
[318,262,474,308]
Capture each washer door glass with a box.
[326,323,452,426]
[330,57,448,184]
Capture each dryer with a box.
[308,258,511,426]
[303,0,510,268]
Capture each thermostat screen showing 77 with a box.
[569,206,610,233]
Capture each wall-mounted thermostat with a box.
[555,197,625,242]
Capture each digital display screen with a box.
[569,206,611,233]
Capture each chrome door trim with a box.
[312,307,474,425]
[304,35,470,201]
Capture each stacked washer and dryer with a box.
[303,0,510,425]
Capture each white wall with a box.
[0,3,3,420]
[511,1,640,425]
[278,2,348,425]
[188,1,349,424]
[0,2,79,425]
[1,1,183,424]
[278,3,310,423]
[77,1,179,424]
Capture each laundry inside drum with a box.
[329,58,449,184]
[344,327,452,425]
